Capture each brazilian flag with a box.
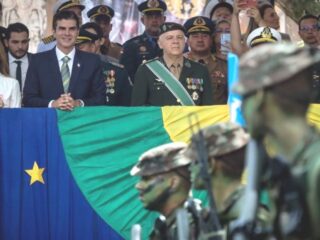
[1,106,319,240]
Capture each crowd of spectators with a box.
[0,0,319,109]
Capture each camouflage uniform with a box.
[233,43,320,239]
[186,123,249,216]
[131,142,200,240]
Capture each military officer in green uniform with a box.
[184,16,229,104]
[87,5,123,63]
[76,25,132,106]
[233,43,320,239]
[131,142,198,240]
[120,0,167,82]
[131,22,213,106]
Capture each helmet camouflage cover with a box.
[130,142,190,176]
[185,122,249,160]
[233,43,320,96]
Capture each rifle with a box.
[228,139,266,240]
[188,114,223,240]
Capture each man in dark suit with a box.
[5,23,32,91]
[23,11,105,110]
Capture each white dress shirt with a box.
[0,73,21,108]
[8,52,29,90]
[49,47,83,107]
[55,46,75,73]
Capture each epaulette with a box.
[142,57,159,65]
[127,35,145,45]
[112,42,122,47]
[42,35,55,44]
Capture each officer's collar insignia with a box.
[194,17,205,26]
[98,6,108,14]
[185,59,191,68]
[261,27,273,39]
[147,0,159,8]
[162,24,167,32]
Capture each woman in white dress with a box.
[0,40,21,108]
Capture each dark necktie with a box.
[14,60,22,90]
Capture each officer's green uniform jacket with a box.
[131,57,214,106]
[290,127,320,239]
[120,31,162,82]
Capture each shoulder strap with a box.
[146,60,195,106]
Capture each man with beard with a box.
[5,23,32,91]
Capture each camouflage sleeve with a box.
[307,156,320,239]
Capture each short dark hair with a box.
[81,22,103,38]
[6,22,29,39]
[258,4,273,19]
[52,10,80,30]
[298,14,318,29]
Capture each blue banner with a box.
[0,109,122,240]
[227,53,246,126]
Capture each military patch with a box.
[147,0,159,8]
[194,17,206,26]
[104,69,116,95]
[42,35,55,44]
[192,92,199,101]
[98,6,108,14]
[184,60,191,68]
[139,46,147,52]
[166,0,206,20]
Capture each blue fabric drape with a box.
[0,108,123,240]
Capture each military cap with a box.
[53,0,85,14]
[80,22,103,39]
[75,28,100,45]
[184,16,214,36]
[87,5,114,20]
[203,0,233,19]
[138,0,167,14]
[130,142,190,177]
[159,22,186,36]
[186,122,249,159]
[246,27,281,48]
[233,43,320,96]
